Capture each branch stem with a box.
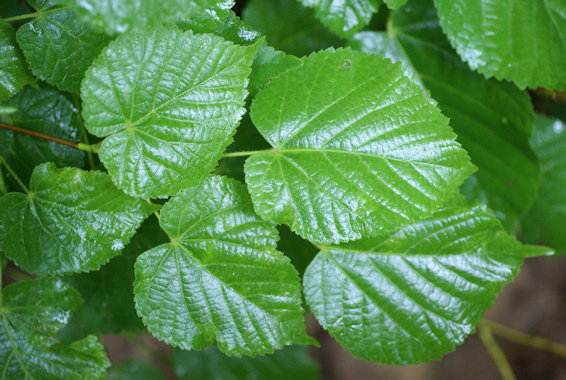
[478,322,517,380]
[2,6,75,22]
[0,156,30,194]
[221,149,273,158]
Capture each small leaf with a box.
[299,0,380,38]
[0,278,110,379]
[304,197,526,364]
[134,176,311,356]
[0,163,156,275]
[245,48,475,244]
[0,87,85,188]
[434,0,566,90]
[174,344,320,380]
[243,0,346,57]
[107,360,167,380]
[82,27,259,198]
[0,20,36,101]
[521,115,566,254]
[61,0,235,34]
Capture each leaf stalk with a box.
[2,6,75,22]
[0,155,30,194]
[478,322,517,380]
[221,149,274,158]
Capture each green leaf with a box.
[0,278,110,379]
[383,0,407,9]
[0,162,156,275]
[174,344,320,380]
[349,0,539,229]
[249,45,303,96]
[0,87,85,188]
[82,27,259,199]
[16,2,111,93]
[303,197,525,364]
[0,20,36,101]
[61,0,235,34]
[106,360,167,380]
[299,0,380,38]
[434,0,566,90]
[245,48,475,244]
[521,115,566,254]
[243,0,346,57]
[134,175,311,356]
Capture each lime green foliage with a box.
[0,21,35,101]
[0,278,109,379]
[0,163,156,275]
[434,0,566,90]
[246,48,475,244]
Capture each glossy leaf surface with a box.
[134,176,311,356]
[521,115,566,254]
[350,0,539,228]
[16,1,111,93]
[0,278,109,379]
[0,21,35,101]
[246,48,475,244]
[82,28,258,198]
[0,163,155,275]
[434,0,566,90]
[174,344,320,380]
[304,198,528,364]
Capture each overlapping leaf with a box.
[174,345,320,380]
[0,21,35,101]
[134,176,311,356]
[82,27,259,198]
[0,163,156,275]
[0,87,85,188]
[434,0,566,90]
[60,0,235,34]
[304,197,544,364]
[245,48,475,244]
[0,278,110,379]
[521,115,566,254]
[350,0,539,228]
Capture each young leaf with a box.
[0,163,156,275]
[0,20,36,101]
[243,0,346,57]
[82,27,260,199]
[434,0,566,90]
[16,1,111,93]
[350,0,539,229]
[174,344,320,380]
[298,0,380,38]
[0,278,110,379]
[303,198,528,364]
[60,0,235,34]
[0,87,85,188]
[521,115,566,254]
[134,176,312,356]
[245,48,475,244]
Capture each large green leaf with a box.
[243,0,346,57]
[82,27,259,199]
[299,0,380,38]
[0,278,110,379]
[134,176,311,356]
[60,0,234,34]
[521,115,566,254]
[0,163,156,275]
[349,0,539,229]
[16,1,111,93]
[174,344,320,380]
[304,197,540,364]
[245,48,475,244]
[0,21,36,101]
[0,87,85,189]
[434,0,566,90]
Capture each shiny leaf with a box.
[82,27,259,198]
[434,0,566,90]
[0,278,110,379]
[0,163,156,275]
[134,176,311,356]
[245,48,475,244]
[350,0,539,228]
[0,20,35,101]
[304,198,529,364]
